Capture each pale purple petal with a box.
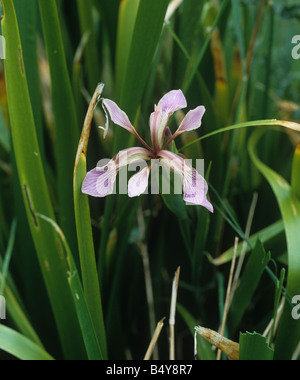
[158,150,213,212]
[157,90,187,115]
[82,147,153,198]
[175,106,206,135]
[158,150,186,176]
[128,165,151,197]
[82,161,117,197]
[115,147,154,168]
[149,108,169,152]
[183,167,213,212]
[103,99,136,134]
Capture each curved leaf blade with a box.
[38,0,79,250]
[36,213,104,361]
[1,0,86,359]
[248,129,300,359]
[0,325,54,361]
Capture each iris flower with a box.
[82,90,213,213]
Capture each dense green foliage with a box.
[0,0,300,360]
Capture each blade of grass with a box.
[0,106,9,153]
[209,219,284,266]
[115,0,170,146]
[115,0,139,102]
[208,182,250,244]
[10,155,54,346]
[270,268,286,344]
[248,129,300,359]
[0,221,43,346]
[1,0,86,359]
[164,20,220,138]
[74,83,107,359]
[230,0,247,124]
[72,31,89,125]
[0,272,43,346]
[228,240,271,334]
[76,0,100,93]
[239,332,274,360]
[92,0,120,62]
[38,0,79,252]
[182,0,230,94]
[0,325,54,361]
[14,0,44,161]
[174,0,204,86]
[292,142,300,198]
[179,119,300,153]
[0,219,16,295]
[36,213,104,360]
[263,297,285,343]
[9,1,50,329]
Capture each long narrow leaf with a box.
[239,332,274,360]
[0,325,54,361]
[292,143,300,198]
[36,213,104,360]
[0,219,16,294]
[116,0,170,144]
[14,0,44,160]
[74,84,107,359]
[115,0,139,101]
[229,240,271,333]
[76,0,100,93]
[0,106,9,152]
[180,119,300,153]
[38,0,79,251]
[248,129,300,359]
[1,0,86,359]
[182,0,230,94]
[0,275,42,346]
[210,220,284,266]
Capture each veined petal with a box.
[103,99,153,151]
[157,89,187,115]
[158,150,213,212]
[175,106,205,136]
[150,107,169,152]
[103,99,136,135]
[128,165,151,197]
[82,148,153,198]
[158,149,185,177]
[115,147,154,169]
[182,167,214,212]
[82,161,117,197]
